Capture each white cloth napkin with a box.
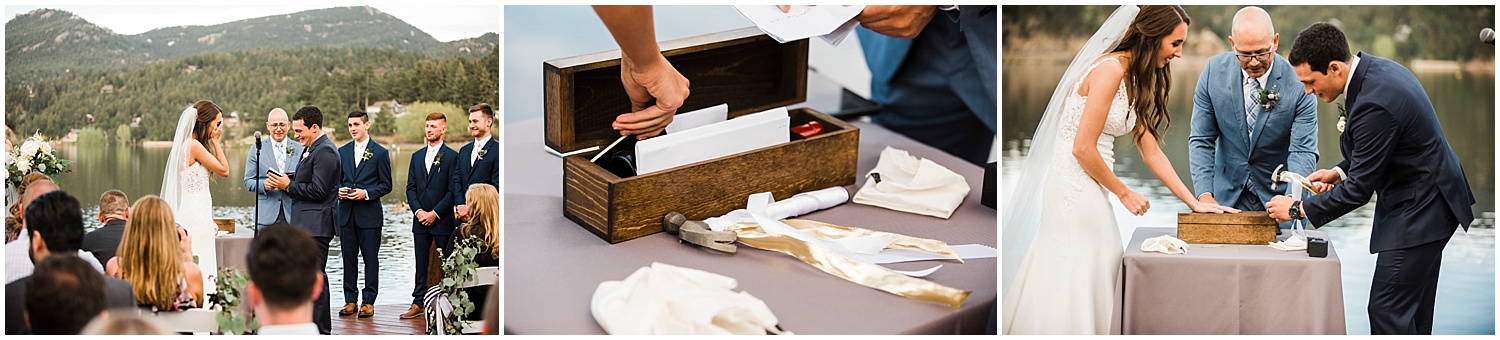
[591,262,787,335]
[1269,235,1309,251]
[1141,235,1190,254]
[853,147,970,219]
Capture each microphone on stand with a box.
[1483,28,1495,45]
[253,131,263,235]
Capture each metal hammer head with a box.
[662,212,738,253]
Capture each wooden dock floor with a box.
[332,304,426,335]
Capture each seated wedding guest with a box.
[456,183,499,321]
[25,255,108,335]
[108,195,204,311]
[5,172,52,243]
[247,223,324,335]
[5,190,137,335]
[82,190,130,265]
[80,309,172,335]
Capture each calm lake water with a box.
[51,141,441,307]
[1002,60,1496,335]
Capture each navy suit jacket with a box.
[856,5,996,130]
[452,139,499,206]
[407,144,459,235]
[1189,53,1320,211]
[286,134,341,238]
[243,137,304,228]
[338,139,392,229]
[1304,53,1475,253]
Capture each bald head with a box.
[267,108,290,142]
[1232,7,1274,39]
[1229,6,1279,78]
[19,179,58,222]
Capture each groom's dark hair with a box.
[293,105,323,129]
[1287,22,1351,74]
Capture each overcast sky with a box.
[4,4,498,42]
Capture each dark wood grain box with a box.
[543,27,860,244]
[1177,212,1278,245]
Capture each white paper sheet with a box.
[665,103,728,134]
[635,107,790,175]
[734,5,866,46]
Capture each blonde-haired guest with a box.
[107,196,203,311]
[456,183,498,320]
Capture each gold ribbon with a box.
[727,219,971,308]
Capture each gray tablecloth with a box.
[503,118,997,334]
[1120,227,1345,334]
[214,227,256,273]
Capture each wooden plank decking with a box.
[332,304,426,335]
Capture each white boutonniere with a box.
[432,155,443,169]
[362,148,374,162]
[285,145,295,157]
[302,150,311,159]
[1257,84,1281,112]
[1336,103,1347,134]
[477,149,488,159]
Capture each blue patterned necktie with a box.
[1246,78,1262,138]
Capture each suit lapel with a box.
[1227,66,1253,157]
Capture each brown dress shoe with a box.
[358,304,376,318]
[339,302,358,316]
[399,304,424,319]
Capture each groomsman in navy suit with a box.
[453,103,498,221]
[1270,23,1475,335]
[243,108,304,229]
[335,110,393,318]
[399,112,459,319]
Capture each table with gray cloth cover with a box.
[1120,227,1345,334]
[215,227,256,272]
[503,118,998,334]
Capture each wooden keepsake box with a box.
[543,27,860,244]
[1176,212,1278,244]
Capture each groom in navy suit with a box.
[1270,23,1475,335]
[452,103,498,221]
[335,110,392,318]
[1189,7,1318,227]
[400,112,460,319]
[268,105,341,334]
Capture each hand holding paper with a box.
[735,5,866,46]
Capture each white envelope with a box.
[665,103,728,134]
[636,107,790,175]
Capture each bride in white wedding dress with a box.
[161,100,232,294]
[1001,6,1239,334]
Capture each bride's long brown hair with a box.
[1111,5,1190,145]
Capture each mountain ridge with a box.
[5,6,496,81]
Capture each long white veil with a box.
[160,106,197,213]
[1002,5,1139,295]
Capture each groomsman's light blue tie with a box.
[1246,78,1262,138]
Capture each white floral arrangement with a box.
[6,133,71,188]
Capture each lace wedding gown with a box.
[1003,57,1133,334]
[178,161,217,293]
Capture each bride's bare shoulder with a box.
[1079,54,1127,96]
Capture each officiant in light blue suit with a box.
[1188,7,1317,226]
[243,108,305,229]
